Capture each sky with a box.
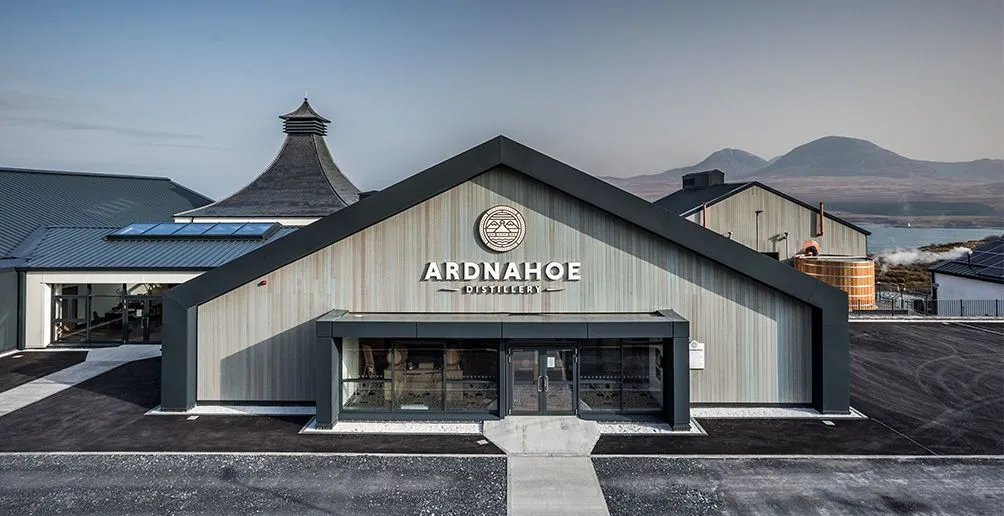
[0,0,1001,198]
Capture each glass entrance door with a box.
[124,297,162,344]
[509,347,576,415]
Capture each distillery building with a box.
[655,170,871,260]
[155,118,853,430]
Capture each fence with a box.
[852,292,1004,317]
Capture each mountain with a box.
[601,136,1003,201]
[600,136,1004,227]
[747,136,940,180]
[599,148,765,198]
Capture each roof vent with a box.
[681,170,725,190]
[279,98,330,136]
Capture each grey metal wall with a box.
[197,167,814,404]
[0,270,19,353]
[687,186,867,259]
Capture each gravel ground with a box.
[0,454,506,516]
[593,457,1004,516]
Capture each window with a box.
[50,283,175,344]
[340,338,499,413]
[579,338,664,413]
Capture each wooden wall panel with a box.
[198,167,813,403]
[695,186,867,260]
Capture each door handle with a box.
[543,375,549,391]
[537,375,543,392]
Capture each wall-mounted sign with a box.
[421,206,581,294]
[689,340,705,370]
[478,205,525,252]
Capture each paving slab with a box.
[0,351,87,393]
[509,457,609,516]
[0,345,159,417]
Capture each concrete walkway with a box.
[0,346,160,418]
[483,416,610,515]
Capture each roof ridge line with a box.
[0,166,174,182]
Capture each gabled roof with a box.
[163,135,850,413]
[0,167,212,258]
[10,226,298,270]
[929,239,1004,284]
[654,179,871,236]
[654,182,750,216]
[168,136,849,313]
[175,100,359,219]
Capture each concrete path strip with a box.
[508,456,610,516]
[0,346,160,418]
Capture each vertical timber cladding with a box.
[197,167,813,403]
[700,186,867,259]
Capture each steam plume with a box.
[875,246,971,267]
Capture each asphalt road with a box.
[0,454,506,516]
[849,322,1003,455]
[0,351,86,393]
[593,457,1004,516]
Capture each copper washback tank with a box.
[793,255,877,311]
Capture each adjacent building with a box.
[0,167,213,353]
[0,99,361,352]
[655,170,870,260]
[929,239,1004,316]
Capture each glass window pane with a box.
[579,339,621,412]
[172,224,212,236]
[445,340,499,412]
[202,223,242,236]
[142,223,186,236]
[88,296,124,342]
[113,223,158,236]
[622,342,664,411]
[233,223,275,236]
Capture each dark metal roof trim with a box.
[168,136,849,309]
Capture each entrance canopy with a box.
[316,309,688,339]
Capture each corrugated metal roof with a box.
[0,168,212,258]
[18,226,298,269]
[930,238,1004,284]
[654,183,750,215]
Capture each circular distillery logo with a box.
[478,205,526,252]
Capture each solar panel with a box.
[113,223,158,236]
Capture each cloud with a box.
[0,115,204,140]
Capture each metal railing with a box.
[852,293,1004,317]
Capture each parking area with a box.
[0,357,501,454]
[0,321,999,456]
[594,321,1003,456]
[593,457,1004,515]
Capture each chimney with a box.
[817,201,825,237]
[682,170,725,190]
